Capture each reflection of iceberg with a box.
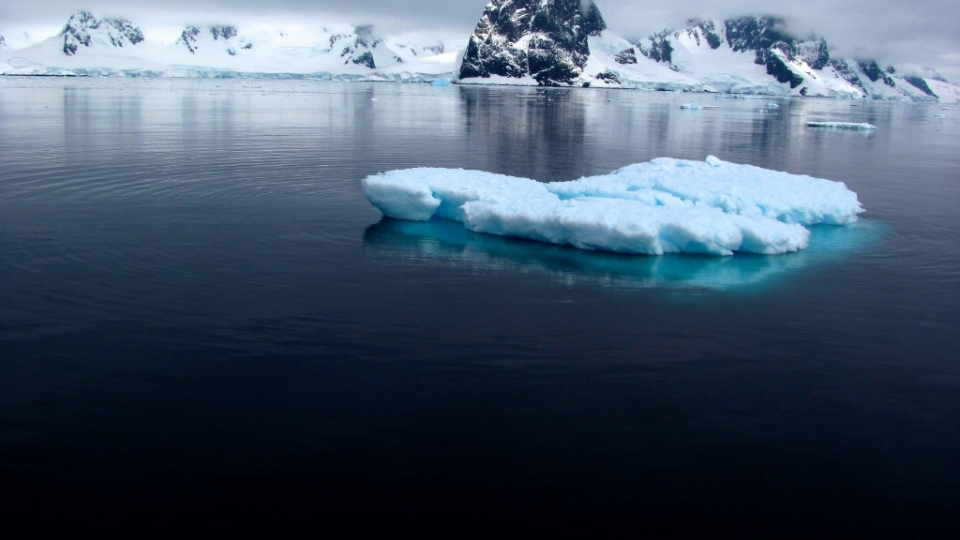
[363,156,864,256]
[362,218,886,291]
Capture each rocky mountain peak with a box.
[59,10,144,56]
[724,16,830,71]
[176,25,250,55]
[459,0,607,86]
[637,16,831,90]
[328,24,385,69]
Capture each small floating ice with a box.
[362,157,864,257]
[806,122,876,130]
[430,79,452,87]
[765,103,780,109]
[679,103,703,110]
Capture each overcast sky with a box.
[2,1,957,78]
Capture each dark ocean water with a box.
[1,78,958,534]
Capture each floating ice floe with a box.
[806,122,876,130]
[679,103,703,110]
[362,156,864,257]
[765,103,780,109]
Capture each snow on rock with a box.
[363,157,865,256]
[60,10,144,56]
[634,17,863,99]
[175,25,253,57]
[921,78,960,103]
[459,0,606,86]
[828,59,938,101]
[582,31,703,91]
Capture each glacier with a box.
[363,157,864,257]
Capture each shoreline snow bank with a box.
[362,157,864,256]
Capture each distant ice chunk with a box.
[679,103,703,110]
[765,103,780,109]
[362,157,864,256]
[806,122,876,130]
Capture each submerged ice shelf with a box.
[362,157,864,256]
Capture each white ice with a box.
[362,156,864,256]
[806,122,877,130]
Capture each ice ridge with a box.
[362,156,864,256]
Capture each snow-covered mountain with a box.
[0,8,956,101]
[631,17,851,97]
[459,0,606,85]
[0,10,461,81]
[59,10,144,55]
[456,5,957,101]
[631,16,946,101]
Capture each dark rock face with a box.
[833,58,912,95]
[725,16,795,54]
[210,26,238,41]
[459,0,607,86]
[60,11,144,56]
[595,70,620,84]
[724,16,830,87]
[857,60,897,86]
[177,25,248,54]
[638,16,830,90]
[904,76,936,97]
[332,24,382,68]
[614,48,637,65]
[684,20,723,50]
[177,26,202,53]
[829,58,863,89]
[641,31,673,63]
[0,36,6,48]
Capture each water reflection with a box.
[458,86,593,181]
[363,218,886,292]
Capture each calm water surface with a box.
[1,78,958,533]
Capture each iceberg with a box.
[806,122,877,130]
[362,157,864,256]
